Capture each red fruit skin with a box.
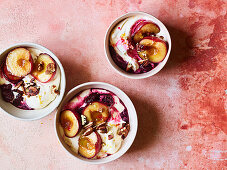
[2,63,23,83]
[78,131,102,159]
[139,36,168,63]
[140,36,167,43]
[94,131,102,156]
[28,54,34,74]
[60,110,82,138]
[131,19,160,38]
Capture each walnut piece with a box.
[45,63,55,75]
[108,134,114,140]
[25,86,40,96]
[83,121,94,129]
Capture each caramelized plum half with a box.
[78,132,102,159]
[138,36,167,63]
[83,102,109,125]
[60,110,81,138]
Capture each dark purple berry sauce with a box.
[0,84,33,110]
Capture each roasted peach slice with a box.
[78,132,102,159]
[138,36,167,63]
[31,53,56,83]
[83,102,109,125]
[60,110,81,138]
[133,21,160,43]
[6,48,33,77]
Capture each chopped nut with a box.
[37,61,44,71]
[25,86,40,96]
[108,134,114,140]
[125,124,130,131]
[45,63,55,75]
[117,128,122,135]
[96,122,106,130]
[117,125,129,139]
[138,59,149,67]
[97,126,106,131]
[15,81,24,89]
[54,89,60,95]
[52,85,60,95]
[98,128,107,133]
[83,121,94,129]
[83,127,93,136]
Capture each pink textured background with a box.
[0,0,226,169]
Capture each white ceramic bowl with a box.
[55,82,138,164]
[0,42,66,120]
[104,11,171,79]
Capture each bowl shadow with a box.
[127,94,160,154]
[160,25,193,73]
[58,55,92,93]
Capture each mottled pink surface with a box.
[0,0,226,169]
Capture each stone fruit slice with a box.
[83,102,109,125]
[60,110,81,138]
[2,63,23,83]
[132,20,160,43]
[6,48,33,77]
[31,53,56,83]
[138,36,167,63]
[78,132,102,159]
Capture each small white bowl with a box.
[0,42,66,120]
[55,82,138,164]
[104,11,171,79]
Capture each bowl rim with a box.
[55,82,138,164]
[104,11,172,79]
[0,42,66,121]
